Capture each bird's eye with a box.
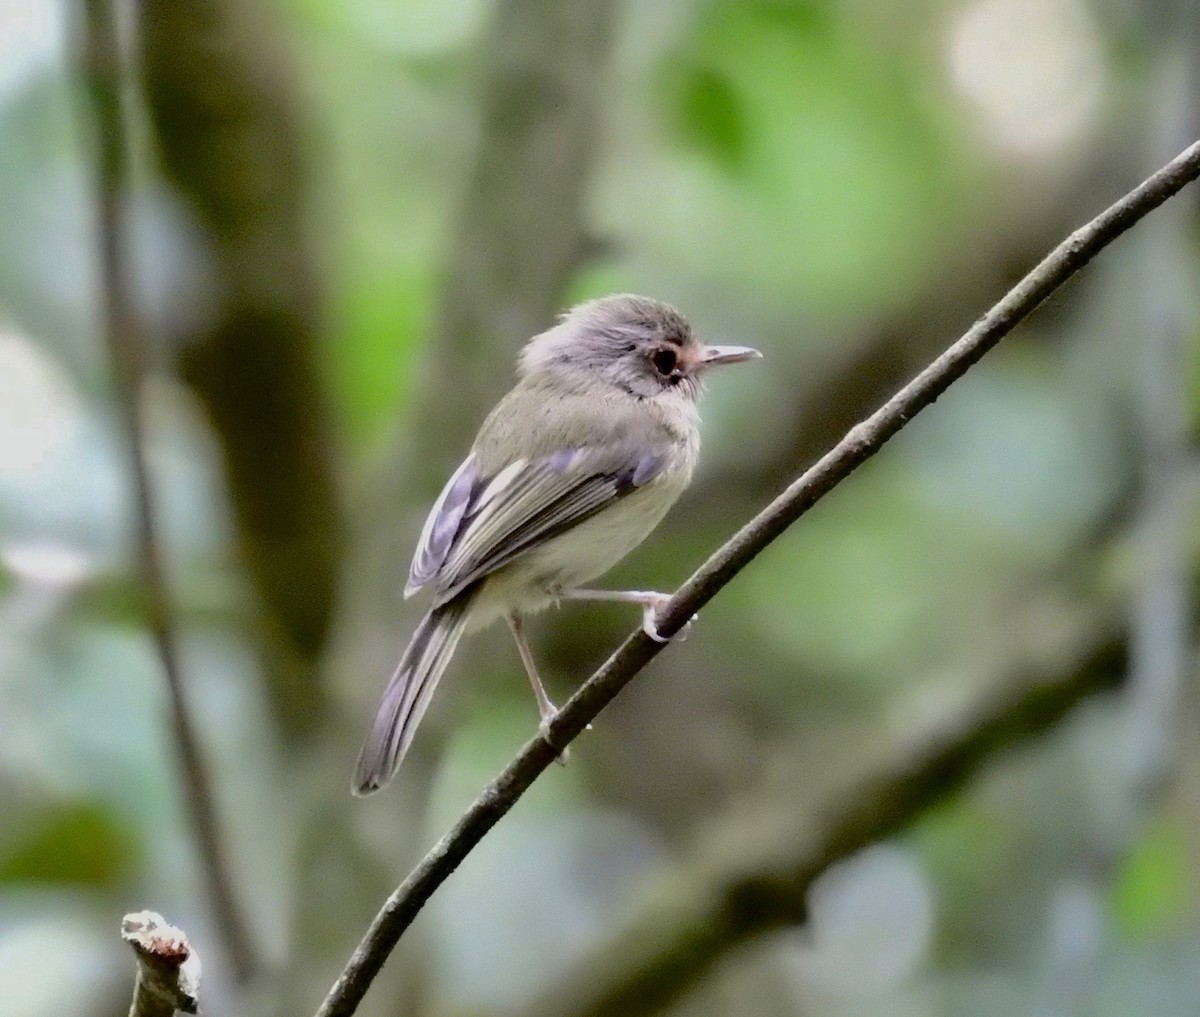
[651,348,677,377]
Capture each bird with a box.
[352,293,760,795]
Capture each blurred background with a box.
[3,0,1200,1014]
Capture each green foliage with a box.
[0,802,136,887]
[1111,814,1192,940]
[622,0,967,313]
[68,575,145,628]
[330,264,434,447]
[912,798,1018,962]
[666,62,749,173]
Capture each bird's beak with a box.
[701,344,762,368]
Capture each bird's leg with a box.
[560,588,697,643]
[507,614,569,765]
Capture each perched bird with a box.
[353,294,760,795]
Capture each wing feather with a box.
[405,455,480,597]
[407,444,669,604]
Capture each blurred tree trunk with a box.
[138,0,343,744]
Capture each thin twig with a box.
[76,0,258,983]
[122,911,203,1017]
[315,138,1200,1017]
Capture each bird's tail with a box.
[352,598,472,796]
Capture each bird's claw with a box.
[641,595,698,643]
[539,714,584,765]
[539,717,570,765]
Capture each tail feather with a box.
[353,599,471,796]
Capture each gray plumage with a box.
[353,294,760,795]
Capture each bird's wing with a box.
[405,443,669,603]
[406,455,479,596]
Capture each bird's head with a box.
[520,294,761,400]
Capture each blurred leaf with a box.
[1111,814,1191,939]
[563,261,632,307]
[285,0,490,55]
[68,574,144,628]
[0,802,135,887]
[732,455,1023,688]
[666,62,748,172]
[913,799,1012,900]
[753,0,834,35]
[328,264,433,448]
[608,0,966,314]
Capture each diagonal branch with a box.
[315,138,1200,1017]
[75,0,258,983]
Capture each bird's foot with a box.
[539,712,593,766]
[539,714,572,766]
[639,592,698,643]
